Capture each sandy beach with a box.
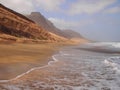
[1,0,119,89]
[0,43,62,80]
[0,42,120,90]
[0,39,88,90]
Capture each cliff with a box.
[0,4,67,43]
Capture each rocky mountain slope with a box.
[0,4,67,43]
[26,12,86,40]
[63,29,83,39]
[26,12,57,33]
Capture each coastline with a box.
[0,40,84,82]
[0,43,119,89]
[0,55,58,83]
[0,43,61,81]
[0,41,90,90]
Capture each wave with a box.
[59,51,70,56]
[88,42,120,48]
[104,57,120,74]
[59,51,75,56]
[0,54,59,83]
[78,42,120,54]
[48,55,59,65]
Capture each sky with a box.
[0,0,120,41]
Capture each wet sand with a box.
[0,44,119,90]
[0,39,88,90]
[0,44,116,90]
[0,43,60,80]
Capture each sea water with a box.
[43,42,120,90]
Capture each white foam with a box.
[59,51,70,56]
[112,43,120,48]
[104,57,120,74]
[88,42,120,48]
[52,55,58,61]
[0,65,49,83]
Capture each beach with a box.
[0,43,62,80]
[1,0,120,89]
[1,42,120,90]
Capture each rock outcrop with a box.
[0,4,67,42]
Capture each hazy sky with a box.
[1,0,120,41]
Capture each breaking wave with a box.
[88,42,120,48]
[104,57,120,74]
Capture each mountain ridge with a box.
[26,12,85,39]
[26,12,69,38]
[63,29,83,39]
[0,4,67,43]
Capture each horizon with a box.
[0,0,120,42]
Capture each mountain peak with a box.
[30,12,42,17]
[26,13,86,39]
[0,4,67,42]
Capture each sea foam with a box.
[104,57,120,74]
[88,42,120,48]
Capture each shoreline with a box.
[0,43,61,81]
[0,54,58,83]
[0,40,88,83]
[0,42,120,90]
[0,41,80,82]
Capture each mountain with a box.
[26,12,72,38]
[0,4,67,43]
[26,12,87,40]
[63,30,83,39]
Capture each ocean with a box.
[45,42,120,90]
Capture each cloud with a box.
[35,0,65,12]
[0,0,35,14]
[48,17,78,29]
[68,0,117,15]
[104,6,120,14]
[0,0,65,14]
[1,0,117,15]
[48,17,94,30]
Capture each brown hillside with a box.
[0,4,67,42]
